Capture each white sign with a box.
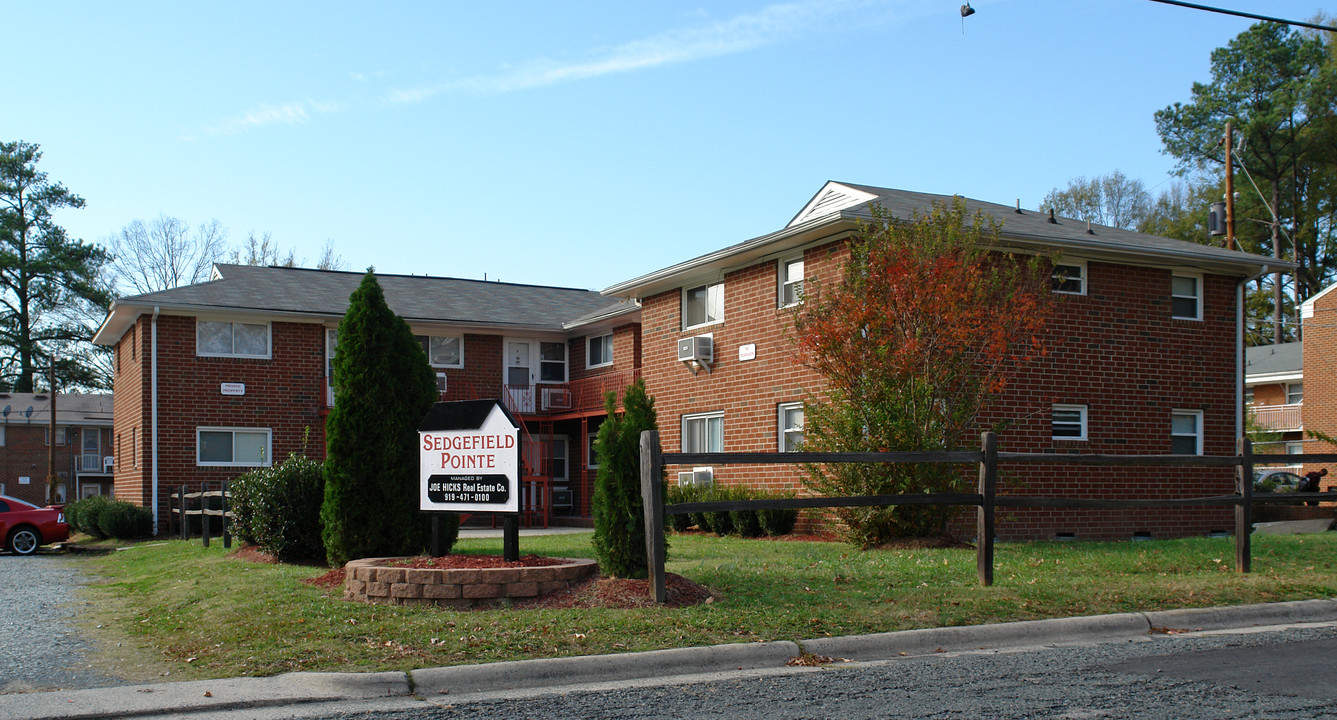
[18,476,29,485]
[419,403,519,514]
[738,343,756,361]
[221,383,246,396]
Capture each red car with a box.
[0,494,69,556]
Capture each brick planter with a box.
[343,557,597,608]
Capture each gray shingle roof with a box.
[100,265,625,341]
[835,182,1279,269]
[1245,342,1302,378]
[605,181,1287,298]
[0,393,113,426]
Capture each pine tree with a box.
[591,378,662,578]
[0,141,111,391]
[321,271,450,566]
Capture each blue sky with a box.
[7,1,1333,294]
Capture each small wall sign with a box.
[18,476,30,485]
[221,383,246,396]
[738,343,757,362]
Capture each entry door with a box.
[504,339,536,413]
[82,427,101,473]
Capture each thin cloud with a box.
[202,98,343,137]
[385,0,873,104]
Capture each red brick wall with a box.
[0,424,95,506]
[112,314,149,505]
[1250,383,1287,407]
[110,313,328,528]
[1302,292,1337,492]
[643,246,1240,541]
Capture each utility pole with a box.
[1224,120,1235,251]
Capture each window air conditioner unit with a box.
[676,467,714,487]
[677,335,713,374]
[541,387,572,411]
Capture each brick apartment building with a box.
[92,265,639,533]
[0,392,113,506]
[605,181,1285,540]
[1244,342,1304,460]
[95,181,1285,541]
[1243,283,1337,490]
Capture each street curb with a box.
[0,671,407,720]
[410,640,801,697]
[800,612,1153,661]
[6,600,1337,719]
[1143,598,1337,632]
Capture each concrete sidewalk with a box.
[4,598,1336,720]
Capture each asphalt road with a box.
[0,552,119,694]
[305,624,1337,720]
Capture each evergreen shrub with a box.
[231,454,326,562]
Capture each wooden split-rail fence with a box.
[638,431,1337,603]
[167,482,233,548]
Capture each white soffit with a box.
[787,182,878,228]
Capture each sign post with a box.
[419,399,522,560]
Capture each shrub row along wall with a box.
[343,557,597,608]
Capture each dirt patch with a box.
[229,545,280,564]
[306,567,346,589]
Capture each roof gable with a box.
[787,181,878,228]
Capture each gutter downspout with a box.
[1238,267,1269,442]
[152,306,160,536]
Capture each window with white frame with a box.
[197,427,272,467]
[539,342,567,382]
[0,426,5,447]
[1052,404,1088,440]
[1171,273,1202,320]
[778,402,804,451]
[197,320,271,358]
[413,334,463,368]
[682,411,724,453]
[1245,386,1255,405]
[1287,382,1303,404]
[779,257,805,307]
[1170,410,1203,455]
[683,282,724,329]
[1286,441,1304,455]
[587,333,613,368]
[45,427,68,446]
[1051,260,1086,295]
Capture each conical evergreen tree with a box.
[321,271,453,566]
[592,378,663,578]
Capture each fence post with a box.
[221,481,231,550]
[201,482,211,548]
[977,431,997,586]
[640,430,667,603]
[179,486,188,541]
[1235,437,1253,573]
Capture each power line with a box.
[1146,0,1337,32]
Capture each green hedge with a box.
[66,495,151,540]
[663,484,800,538]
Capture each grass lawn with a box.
[73,531,1337,681]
